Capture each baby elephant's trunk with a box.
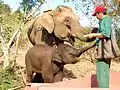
[76,43,96,57]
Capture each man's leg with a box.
[96,59,111,88]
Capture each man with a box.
[84,5,112,88]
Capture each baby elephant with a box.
[25,43,95,83]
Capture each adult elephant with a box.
[28,5,92,47]
[25,43,95,83]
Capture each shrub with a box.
[0,67,24,90]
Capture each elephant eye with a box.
[66,19,69,22]
[64,17,71,24]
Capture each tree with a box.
[0,0,24,69]
[19,0,46,20]
[0,0,11,14]
[0,0,46,69]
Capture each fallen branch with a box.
[13,30,21,66]
[7,29,19,49]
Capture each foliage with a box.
[0,67,23,90]
[0,1,23,43]
[112,0,120,15]
[19,0,46,15]
[0,0,11,14]
[64,0,120,15]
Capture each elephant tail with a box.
[77,42,96,57]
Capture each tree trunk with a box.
[0,26,20,69]
[0,26,10,69]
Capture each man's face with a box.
[96,12,103,20]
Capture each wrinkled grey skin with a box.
[25,43,95,83]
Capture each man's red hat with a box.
[92,6,106,16]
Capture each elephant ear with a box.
[34,11,54,33]
[54,20,70,39]
[52,48,62,63]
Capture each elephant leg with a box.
[41,63,54,83]
[26,70,33,83]
[42,72,54,83]
[54,71,64,82]
[25,55,33,83]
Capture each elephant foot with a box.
[43,75,54,83]
[54,71,64,82]
[32,73,44,83]
[26,74,33,83]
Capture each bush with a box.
[0,67,24,90]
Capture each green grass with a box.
[0,67,24,90]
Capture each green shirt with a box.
[96,16,112,46]
[98,16,112,37]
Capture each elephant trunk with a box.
[76,42,96,57]
[70,22,96,42]
[75,35,89,42]
[74,33,96,42]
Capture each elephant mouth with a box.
[66,25,71,31]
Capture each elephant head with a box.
[52,6,95,42]
[52,43,96,64]
[51,5,92,42]
[54,6,99,42]
[28,5,91,46]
